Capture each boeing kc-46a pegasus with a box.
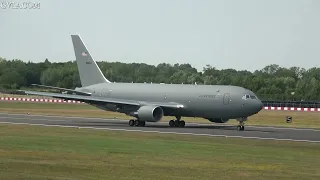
[23,35,263,131]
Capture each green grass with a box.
[0,123,319,180]
[0,101,320,128]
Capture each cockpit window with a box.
[242,94,250,100]
[242,94,258,100]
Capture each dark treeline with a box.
[0,57,320,101]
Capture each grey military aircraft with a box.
[23,35,263,131]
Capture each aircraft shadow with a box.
[78,121,276,133]
[146,125,276,133]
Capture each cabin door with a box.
[223,93,230,105]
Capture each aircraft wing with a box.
[22,90,184,109]
[31,84,91,96]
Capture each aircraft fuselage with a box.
[77,82,263,120]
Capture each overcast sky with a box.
[0,0,319,71]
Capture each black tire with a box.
[237,125,241,131]
[174,120,179,127]
[169,120,175,127]
[237,125,244,131]
[129,120,134,126]
[179,120,185,127]
[134,120,140,126]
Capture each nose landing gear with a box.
[237,122,245,131]
[236,117,247,131]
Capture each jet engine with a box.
[207,118,230,123]
[137,105,164,122]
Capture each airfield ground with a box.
[0,101,319,128]
[0,100,319,179]
[0,123,319,180]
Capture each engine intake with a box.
[207,118,230,123]
[137,105,164,122]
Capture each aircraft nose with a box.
[256,100,263,111]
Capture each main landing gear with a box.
[129,119,145,127]
[169,116,185,128]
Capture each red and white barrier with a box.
[1,97,320,112]
[263,106,320,112]
[0,97,84,104]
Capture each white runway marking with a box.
[1,121,319,143]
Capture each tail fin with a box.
[71,35,111,87]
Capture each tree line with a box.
[0,57,320,101]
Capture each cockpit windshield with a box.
[242,89,259,100]
[250,95,257,99]
[243,94,258,100]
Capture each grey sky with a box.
[0,0,319,72]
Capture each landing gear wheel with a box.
[173,120,185,127]
[237,125,244,131]
[178,120,185,127]
[129,119,134,126]
[169,117,186,128]
[169,120,175,127]
[134,120,140,126]
[174,120,180,127]
[237,119,245,131]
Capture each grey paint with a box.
[71,35,111,86]
[23,35,263,124]
[79,82,262,119]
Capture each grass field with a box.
[0,123,319,180]
[0,101,319,128]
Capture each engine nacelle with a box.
[137,105,164,122]
[207,118,230,123]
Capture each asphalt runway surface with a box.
[0,113,319,143]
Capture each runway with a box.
[0,113,319,143]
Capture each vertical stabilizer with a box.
[71,35,111,87]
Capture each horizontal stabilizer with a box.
[31,84,91,96]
